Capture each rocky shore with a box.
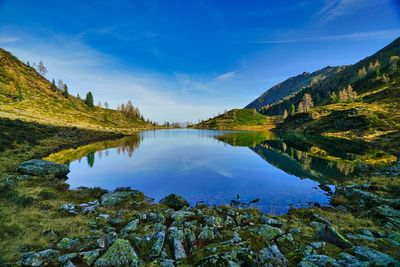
[8,159,400,266]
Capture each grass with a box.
[0,48,153,134]
[194,109,279,130]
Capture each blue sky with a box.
[0,0,399,122]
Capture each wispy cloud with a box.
[317,0,389,22]
[0,31,234,123]
[248,29,400,44]
[0,34,19,43]
[213,71,235,82]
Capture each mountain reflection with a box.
[216,132,395,184]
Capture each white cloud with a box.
[213,71,236,82]
[317,0,389,22]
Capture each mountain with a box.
[259,37,400,116]
[245,66,339,110]
[193,109,278,130]
[0,48,151,133]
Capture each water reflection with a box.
[44,129,396,214]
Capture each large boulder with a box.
[318,225,353,249]
[20,249,60,266]
[95,239,139,267]
[352,246,397,266]
[298,254,341,267]
[100,190,144,207]
[159,194,189,210]
[17,159,69,177]
[259,245,288,266]
[251,224,284,241]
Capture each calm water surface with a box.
[46,129,384,214]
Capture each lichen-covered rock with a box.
[172,238,187,260]
[94,239,139,267]
[60,203,79,215]
[372,205,400,218]
[204,216,223,228]
[17,159,69,177]
[298,254,341,267]
[100,190,144,206]
[336,253,368,267]
[251,224,284,241]
[148,212,165,224]
[259,245,288,266]
[20,249,60,267]
[79,249,101,265]
[260,215,284,228]
[121,219,139,235]
[171,210,195,224]
[159,194,189,210]
[140,231,165,260]
[56,238,81,252]
[352,246,397,266]
[198,226,216,241]
[318,225,353,249]
[58,253,78,264]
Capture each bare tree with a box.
[297,102,304,113]
[57,79,64,90]
[302,93,314,112]
[36,60,47,76]
[104,101,109,109]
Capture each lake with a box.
[45,129,392,214]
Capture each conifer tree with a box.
[63,84,69,97]
[85,91,94,107]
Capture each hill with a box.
[193,109,279,130]
[259,37,400,116]
[0,48,151,133]
[245,66,339,111]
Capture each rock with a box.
[160,259,175,267]
[310,241,326,250]
[17,159,69,177]
[260,216,284,228]
[95,239,139,267]
[159,194,189,210]
[60,203,79,215]
[224,216,236,228]
[259,245,288,266]
[318,225,353,249]
[121,219,139,235]
[298,254,341,267]
[80,200,99,214]
[56,238,81,252]
[337,253,368,267]
[204,216,223,228]
[170,210,195,224]
[96,232,117,250]
[140,231,165,260]
[372,205,400,218]
[79,249,101,265]
[148,212,165,224]
[277,233,295,248]
[20,249,60,267]
[318,184,332,193]
[198,226,216,241]
[63,260,76,267]
[289,227,302,234]
[388,231,400,246]
[184,228,197,254]
[352,246,397,266]
[172,238,186,260]
[58,253,78,264]
[251,224,284,241]
[100,190,144,207]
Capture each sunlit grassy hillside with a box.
[194,108,279,130]
[0,48,151,133]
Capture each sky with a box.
[0,0,399,123]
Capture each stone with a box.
[141,231,165,260]
[204,216,223,228]
[58,253,78,264]
[251,224,284,241]
[184,228,197,254]
[318,225,353,249]
[170,210,195,224]
[100,190,144,207]
[352,246,397,266]
[260,216,284,227]
[121,219,139,234]
[96,232,117,250]
[79,249,101,265]
[172,238,187,260]
[388,231,400,246]
[60,203,79,215]
[20,249,60,267]
[372,205,400,218]
[259,245,288,266]
[17,159,69,177]
[198,226,216,241]
[337,253,368,267]
[224,216,236,228]
[95,239,139,267]
[63,260,76,267]
[148,212,165,223]
[57,238,81,252]
[298,254,341,267]
[159,194,189,210]
[160,259,175,267]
